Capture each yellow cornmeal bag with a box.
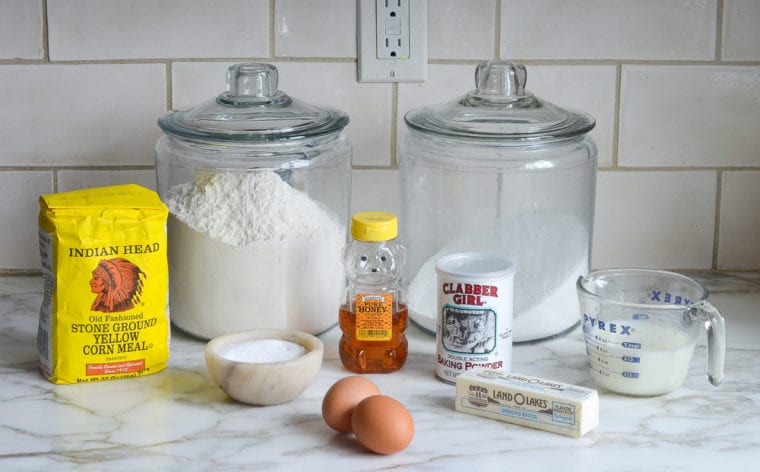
[37,184,170,384]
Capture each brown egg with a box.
[351,395,414,455]
[322,376,381,433]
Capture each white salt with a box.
[221,339,307,363]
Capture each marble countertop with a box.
[1,273,759,471]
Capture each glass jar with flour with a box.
[155,63,351,339]
[400,61,597,343]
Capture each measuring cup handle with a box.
[693,300,726,386]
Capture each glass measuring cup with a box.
[577,269,725,396]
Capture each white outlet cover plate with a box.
[358,0,428,82]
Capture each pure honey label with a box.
[37,184,170,384]
[354,292,392,341]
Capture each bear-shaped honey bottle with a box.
[339,212,408,373]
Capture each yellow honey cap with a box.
[350,212,398,241]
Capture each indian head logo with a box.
[89,258,145,313]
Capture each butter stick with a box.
[455,368,599,437]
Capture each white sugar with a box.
[407,210,589,342]
[220,339,307,363]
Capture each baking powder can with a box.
[435,253,516,384]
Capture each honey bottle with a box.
[339,212,408,373]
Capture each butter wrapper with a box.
[455,368,599,437]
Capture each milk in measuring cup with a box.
[584,322,697,396]
[578,269,726,396]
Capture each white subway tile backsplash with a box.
[397,64,473,115]
[350,169,400,217]
[275,0,355,58]
[0,64,165,167]
[619,65,760,168]
[47,0,268,60]
[0,172,53,270]
[171,62,236,109]
[397,64,475,157]
[0,0,757,271]
[276,62,391,166]
[519,66,616,167]
[398,64,616,166]
[57,170,158,193]
[172,61,392,167]
[718,171,760,270]
[592,171,717,270]
[500,0,716,60]
[428,0,495,60]
[722,0,760,61]
[0,0,43,59]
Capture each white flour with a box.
[407,210,588,342]
[166,172,345,339]
[167,172,341,245]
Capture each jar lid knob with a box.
[475,61,528,97]
[404,60,595,139]
[158,62,349,141]
[227,63,278,98]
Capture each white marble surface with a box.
[1,273,759,471]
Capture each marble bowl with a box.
[204,329,324,406]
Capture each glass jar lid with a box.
[158,63,349,143]
[404,61,594,141]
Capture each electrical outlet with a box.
[358,0,427,82]
[376,0,410,59]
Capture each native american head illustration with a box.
[89,258,145,313]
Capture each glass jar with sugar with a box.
[400,61,597,343]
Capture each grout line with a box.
[0,270,41,276]
[3,165,754,173]
[716,0,724,61]
[713,170,724,270]
[41,0,50,62]
[261,57,357,63]
[596,166,760,172]
[5,58,760,66]
[7,57,760,67]
[269,0,276,58]
[426,58,760,66]
[4,165,755,172]
[165,60,173,111]
[352,165,402,171]
[494,0,501,59]
[0,166,157,171]
[389,82,399,169]
[0,58,259,65]
[611,64,622,168]
[3,56,759,67]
